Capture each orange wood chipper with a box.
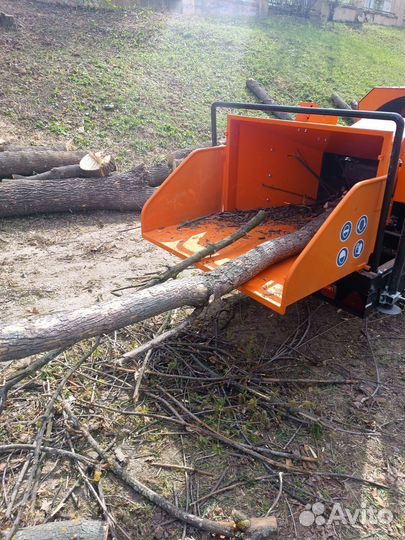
[142,88,405,317]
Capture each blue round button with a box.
[353,239,365,259]
[337,247,349,268]
[340,221,352,242]
[356,215,368,235]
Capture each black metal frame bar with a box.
[210,102,405,300]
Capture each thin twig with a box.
[66,432,132,540]
[111,209,269,295]
[43,478,81,523]
[122,308,202,363]
[62,401,236,537]
[192,475,274,506]
[5,458,31,519]
[0,348,65,413]
[132,312,175,401]
[0,444,95,465]
[266,472,283,516]
[148,462,214,477]
[153,388,301,472]
[5,338,101,540]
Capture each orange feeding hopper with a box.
[142,94,405,317]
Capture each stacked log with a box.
[0,141,208,218]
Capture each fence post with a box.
[257,0,268,16]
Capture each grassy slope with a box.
[1,6,404,166]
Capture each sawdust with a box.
[179,204,319,231]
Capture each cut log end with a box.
[80,152,116,177]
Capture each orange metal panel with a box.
[283,177,387,309]
[224,117,321,210]
[142,114,396,315]
[142,146,226,233]
[359,87,405,113]
[296,102,339,125]
[223,115,391,210]
[395,161,405,203]
[143,215,299,314]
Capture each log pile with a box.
[0,140,204,218]
[0,143,115,180]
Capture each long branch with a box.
[0,211,329,362]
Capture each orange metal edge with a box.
[141,145,226,234]
[359,87,405,112]
[296,102,339,125]
[226,113,382,136]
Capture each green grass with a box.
[1,6,404,167]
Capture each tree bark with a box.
[0,12,16,30]
[246,79,293,121]
[330,93,356,124]
[6,162,116,182]
[3,520,108,540]
[0,150,86,179]
[0,165,155,217]
[331,93,352,111]
[0,143,68,153]
[147,162,172,187]
[0,212,329,362]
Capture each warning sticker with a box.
[356,215,368,235]
[353,239,365,259]
[340,221,352,242]
[337,247,349,268]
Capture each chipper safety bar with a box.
[142,92,405,317]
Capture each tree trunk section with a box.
[0,150,86,178]
[0,143,68,152]
[7,520,108,540]
[331,93,356,124]
[0,12,16,29]
[147,162,172,187]
[246,79,293,120]
[7,163,114,182]
[331,93,352,110]
[0,165,155,217]
[0,212,329,362]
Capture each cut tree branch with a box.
[0,165,155,217]
[0,212,328,361]
[6,160,116,182]
[246,79,293,120]
[0,211,330,362]
[0,150,86,179]
[62,401,277,538]
[3,520,108,540]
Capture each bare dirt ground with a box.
[0,2,405,539]
[0,210,176,321]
